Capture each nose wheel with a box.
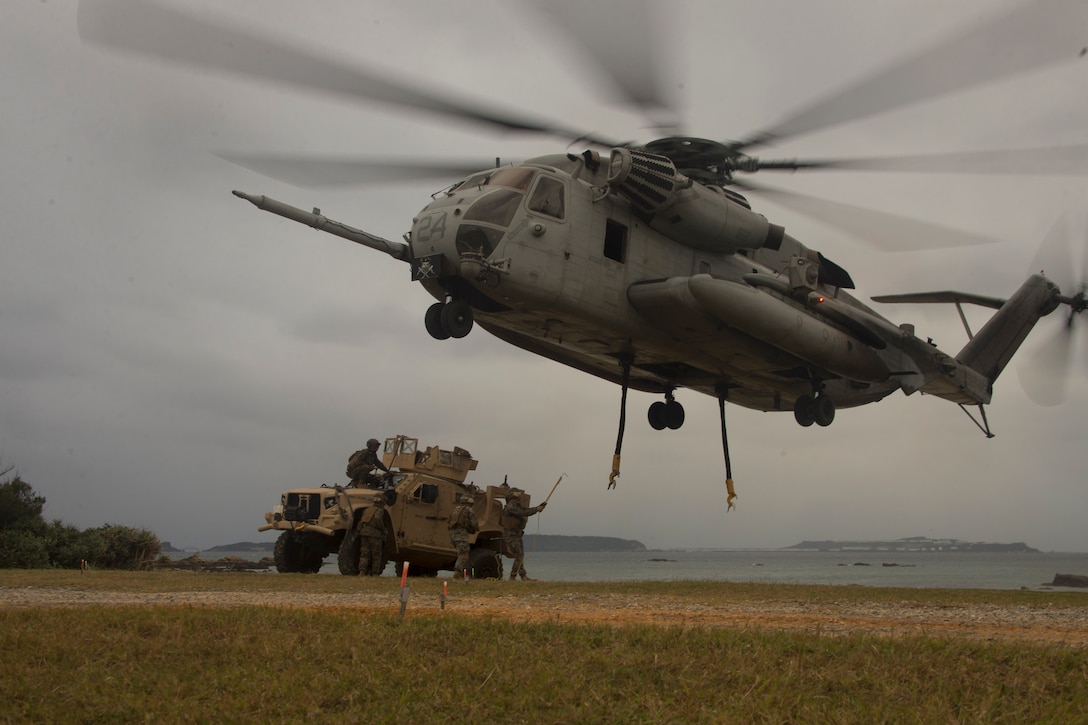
[648,390,685,430]
[793,393,835,427]
[425,300,474,339]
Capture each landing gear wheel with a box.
[814,395,836,427]
[648,401,668,430]
[648,399,685,430]
[441,299,474,338]
[425,302,450,340]
[663,400,685,430]
[793,395,816,427]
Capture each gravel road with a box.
[3,586,1087,645]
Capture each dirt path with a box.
[3,587,1087,645]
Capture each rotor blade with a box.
[736,180,995,251]
[1017,324,1073,406]
[733,0,1088,151]
[530,0,681,134]
[77,0,619,145]
[753,145,1088,176]
[218,154,498,188]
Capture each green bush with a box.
[82,524,162,570]
[0,528,50,568]
[45,520,90,569]
[0,465,160,570]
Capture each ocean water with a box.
[202,548,1088,590]
[505,549,1088,590]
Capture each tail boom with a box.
[955,274,1059,383]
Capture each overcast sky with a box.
[3,0,1087,552]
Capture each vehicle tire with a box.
[814,395,836,427]
[467,547,503,579]
[441,299,474,338]
[273,531,298,573]
[301,548,325,574]
[793,395,816,427]
[425,302,450,340]
[338,528,361,576]
[274,531,321,573]
[647,401,667,430]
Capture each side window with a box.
[409,484,439,504]
[604,219,627,263]
[528,177,565,220]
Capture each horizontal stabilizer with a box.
[872,291,1005,309]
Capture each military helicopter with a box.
[79,1,1088,497]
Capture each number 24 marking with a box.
[416,212,448,242]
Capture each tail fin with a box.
[957,274,1059,382]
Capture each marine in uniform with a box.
[355,495,387,575]
[501,489,547,580]
[448,494,479,576]
[346,438,389,488]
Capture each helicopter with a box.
[79,0,1088,498]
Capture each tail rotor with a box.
[1018,215,1088,405]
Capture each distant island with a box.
[196,535,646,554]
[786,537,1039,553]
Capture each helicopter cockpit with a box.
[450,167,567,259]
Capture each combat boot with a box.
[508,573,517,581]
[520,575,536,581]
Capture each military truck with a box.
[258,434,526,578]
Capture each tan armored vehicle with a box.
[259,434,526,578]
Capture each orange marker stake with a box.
[398,562,410,619]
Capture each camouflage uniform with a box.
[501,490,546,580]
[448,496,479,575]
[356,497,387,576]
[347,438,389,488]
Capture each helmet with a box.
[367,438,380,449]
[462,495,474,505]
[508,489,523,500]
[372,495,385,506]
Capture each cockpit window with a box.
[464,189,523,227]
[528,177,565,219]
[454,172,491,191]
[487,167,536,191]
[451,167,536,195]
[456,224,504,258]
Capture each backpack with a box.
[346,450,367,479]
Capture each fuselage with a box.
[407,152,930,413]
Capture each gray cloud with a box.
[2,0,1087,552]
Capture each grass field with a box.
[2,571,1087,723]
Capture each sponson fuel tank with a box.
[607,148,785,254]
[630,275,890,384]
